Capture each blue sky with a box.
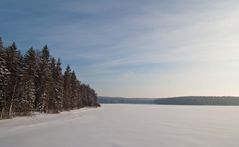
[1,0,239,97]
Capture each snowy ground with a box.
[1,104,239,147]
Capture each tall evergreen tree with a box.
[63,65,72,110]
[17,48,37,115]
[37,45,53,113]
[34,49,41,108]
[80,84,88,106]
[54,58,64,112]
[4,42,21,118]
[75,80,82,109]
[47,58,64,113]
[48,57,56,112]
[0,38,10,119]
[0,57,10,119]
[70,71,78,109]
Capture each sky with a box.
[1,0,239,98]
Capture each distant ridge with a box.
[98,96,239,105]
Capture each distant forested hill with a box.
[98,96,239,105]
[98,97,156,104]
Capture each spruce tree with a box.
[37,45,52,113]
[4,42,21,118]
[70,71,78,109]
[34,49,41,109]
[0,38,10,118]
[0,57,10,118]
[63,65,72,110]
[48,57,56,112]
[80,84,88,106]
[76,80,82,108]
[54,58,64,112]
[48,57,64,113]
[17,48,37,115]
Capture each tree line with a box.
[0,37,99,119]
[99,96,239,105]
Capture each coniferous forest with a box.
[0,37,99,119]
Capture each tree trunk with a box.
[8,99,13,118]
[8,81,17,118]
[1,107,4,119]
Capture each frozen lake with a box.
[0,104,239,147]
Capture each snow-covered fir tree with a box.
[53,58,64,112]
[37,45,53,113]
[63,65,72,110]
[4,42,21,118]
[17,48,38,115]
[0,39,10,118]
[70,71,78,109]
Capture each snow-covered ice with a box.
[1,104,239,147]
